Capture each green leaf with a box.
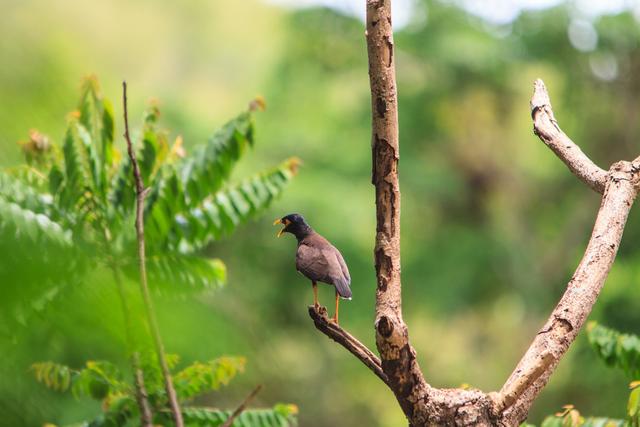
[173,356,246,400]
[0,171,53,215]
[31,362,73,392]
[61,120,87,209]
[180,405,298,427]
[587,322,640,379]
[76,123,101,195]
[629,386,640,418]
[108,157,134,214]
[169,157,300,251]
[71,360,125,401]
[101,98,115,170]
[179,111,255,206]
[0,196,71,247]
[125,253,226,294]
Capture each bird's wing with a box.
[321,247,352,300]
[334,248,351,285]
[296,244,331,283]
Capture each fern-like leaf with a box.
[0,172,53,215]
[162,157,299,251]
[587,322,640,380]
[0,197,71,247]
[123,253,226,294]
[31,362,73,392]
[179,111,255,206]
[60,119,89,210]
[173,356,246,400]
[180,405,298,427]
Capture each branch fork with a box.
[307,2,640,424]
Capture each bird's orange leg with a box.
[331,290,339,324]
[312,281,319,308]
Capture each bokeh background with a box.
[2,0,640,425]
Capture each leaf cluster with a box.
[525,323,640,426]
[32,356,297,427]
[1,76,299,315]
[587,322,640,380]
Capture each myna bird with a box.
[274,213,351,323]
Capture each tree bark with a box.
[364,0,437,422]
[308,2,640,425]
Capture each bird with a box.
[274,213,351,324]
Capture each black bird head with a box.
[274,213,313,240]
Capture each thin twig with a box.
[308,306,389,387]
[220,384,263,427]
[112,265,153,426]
[531,79,607,193]
[123,81,184,427]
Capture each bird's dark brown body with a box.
[274,213,352,323]
[296,233,352,299]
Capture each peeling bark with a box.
[308,2,640,425]
[366,0,432,422]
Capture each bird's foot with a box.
[329,316,339,325]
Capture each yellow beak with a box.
[273,218,287,237]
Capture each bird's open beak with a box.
[273,218,288,237]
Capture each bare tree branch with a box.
[365,0,432,422]
[531,79,608,193]
[122,81,184,427]
[497,82,640,422]
[308,2,637,422]
[220,384,263,427]
[492,351,553,413]
[309,306,389,386]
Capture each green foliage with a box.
[31,360,126,400]
[179,111,254,206]
[531,323,640,426]
[531,404,626,427]
[181,404,298,427]
[0,197,71,248]
[140,254,227,295]
[15,77,299,425]
[31,362,73,392]
[171,158,301,252]
[629,382,640,426]
[535,405,625,427]
[587,322,640,380]
[174,356,246,400]
[2,76,298,307]
[32,356,297,427]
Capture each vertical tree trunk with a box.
[365,1,431,422]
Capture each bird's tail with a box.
[335,279,352,300]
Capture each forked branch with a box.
[308,0,639,424]
[496,82,640,424]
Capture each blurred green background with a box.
[2,0,640,425]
